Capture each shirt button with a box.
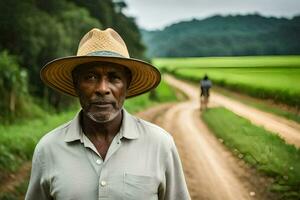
[100,181,107,187]
[96,159,102,165]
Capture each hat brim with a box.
[40,56,161,98]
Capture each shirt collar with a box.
[64,109,139,143]
[64,111,82,142]
[121,109,139,139]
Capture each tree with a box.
[0,51,43,123]
[0,0,146,114]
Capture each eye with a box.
[84,73,98,81]
[109,72,122,81]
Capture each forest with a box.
[142,14,300,58]
[0,0,145,124]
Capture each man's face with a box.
[73,63,130,123]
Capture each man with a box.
[200,74,212,110]
[25,28,190,200]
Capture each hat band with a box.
[86,51,125,58]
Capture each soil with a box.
[0,162,31,194]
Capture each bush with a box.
[0,51,44,124]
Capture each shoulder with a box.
[34,120,72,153]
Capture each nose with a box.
[95,78,110,96]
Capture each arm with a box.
[164,139,191,200]
[25,146,51,200]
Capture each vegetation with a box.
[153,56,300,109]
[202,107,300,199]
[153,56,300,68]
[124,78,178,113]
[0,110,77,182]
[0,0,146,123]
[142,14,300,58]
[0,51,45,124]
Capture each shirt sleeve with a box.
[163,138,191,200]
[25,146,51,200]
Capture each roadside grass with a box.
[0,109,78,182]
[0,79,178,194]
[202,107,300,199]
[153,56,300,108]
[213,86,300,124]
[124,77,179,113]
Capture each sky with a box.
[123,0,300,30]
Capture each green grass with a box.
[0,110,78,180]
[202,107,300,198]
[153,56,300,108]
[153,55,300,68]
[124,77,178,113]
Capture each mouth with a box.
[91,101,114,109]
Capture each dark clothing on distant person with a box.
[200,79,212,97]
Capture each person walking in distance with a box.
[200,74,212,111]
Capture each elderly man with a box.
[25,28,190,200]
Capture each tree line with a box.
[0,0,145,124]
[142,14,300,58]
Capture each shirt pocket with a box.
[123,173,158,200]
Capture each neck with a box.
[81,110,123,140]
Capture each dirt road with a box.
[139,75,300,199]
[139,78,268,200]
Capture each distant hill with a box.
[141,14,300,58]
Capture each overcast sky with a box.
[123,0,300,30]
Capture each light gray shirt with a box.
[25,109,190,200]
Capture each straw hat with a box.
[40,28,161,98]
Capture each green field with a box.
[125,76,179,113]
[153,55,300,68]
[202,107,300,199]
[153,56,300,108]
